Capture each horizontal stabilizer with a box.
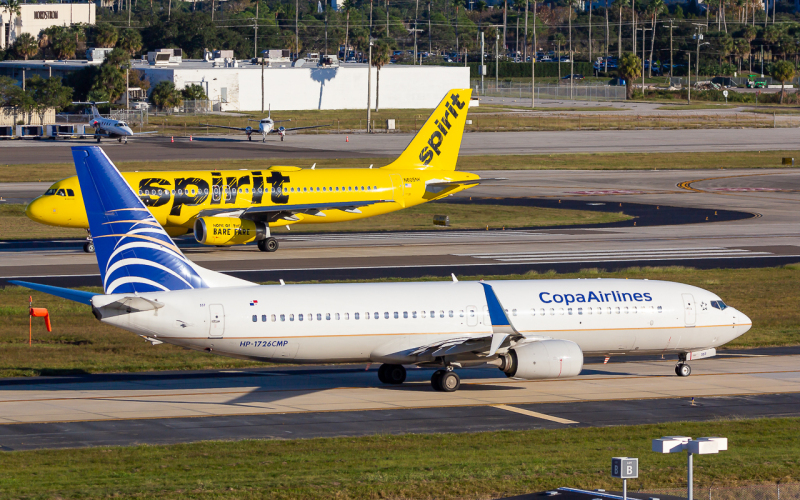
[9,280,97,305]
[425,178,507,194]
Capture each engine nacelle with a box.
[497,339,583,380]
[194,217,267,246]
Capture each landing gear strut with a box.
[257,237,279,252]
[378,364,406,384]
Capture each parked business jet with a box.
[200,105,327,142]
[11,146,752,392]
[69,102,156,144]
[27,89,502,253]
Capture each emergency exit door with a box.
[208,304,225,338]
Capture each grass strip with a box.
[1,418,799,499]
[0,202,629,240]
[2,151,797,183]
[1,265,797,377]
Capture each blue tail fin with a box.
[72,146,208,295]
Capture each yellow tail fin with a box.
[382,89,472,171]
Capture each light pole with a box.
[367,39,374,133]
[636,27,651,97]
[481,31,485,96]
[653,436,728,500]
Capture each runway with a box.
[1,128,799,164]
[1,168,798,286]
[1,352,798,450]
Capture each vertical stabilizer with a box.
[382,89,472,171]
[71,146,209,295]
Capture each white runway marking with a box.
[453,247,790,264]
[281,230,548,242]
[491,404,579,424]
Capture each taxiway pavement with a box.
[1,128,799,164]
[1,353,798,450]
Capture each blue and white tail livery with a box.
[71,146,251,293]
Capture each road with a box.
[0,128,799,164]
[1,351,798,450]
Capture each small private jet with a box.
[67,102,156,144]
[200,106,328,142]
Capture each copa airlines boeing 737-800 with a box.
[12,147,752,392]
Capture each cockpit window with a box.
[711,300,728,311]
[45,188,56,195]
[56,189,66,196]
[66,189,74,196]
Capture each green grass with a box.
[3,150,798,183]
[1,265,798,377]
[2,418,799,499]
[0,202,629,239]
[657,103,741,110]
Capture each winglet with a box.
[480,282,522,355]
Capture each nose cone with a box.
[25,197,47,223]
[737,308,752,335]
[122,126,134,136]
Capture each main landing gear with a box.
[378,364,406,384]
[257,237,279,252]
[431,368,460,392]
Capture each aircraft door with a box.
[466,305,478,326]
[682,294,696,326]
[208,304,225,338]
[211,185,222,203]
[389,174,406,207]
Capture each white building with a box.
[0,56,470,111]
[1,3,95,51]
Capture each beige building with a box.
[1,3,96,51]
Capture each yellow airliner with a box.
[26,89,495,253]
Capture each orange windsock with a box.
[29,307,51,332]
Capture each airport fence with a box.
[640,482,800,500]
[474,82,627,101]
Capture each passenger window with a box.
[412,311,417,318]
[374,311,379,319]
[632,306,637,314]
[271,314,276,322]
[261,315,266,322]
[384,312,389,319]
[511,309,517,316]
[615,307,620,314]
[394,312,399,319]
[540,308,545,316]
[355,312,360,320]
[578,307,583,315]
[344,313,349,320]
[280,314,285,321]
[550,308,555,316]
[607,307,612,314]
[459,310,464,318]
[438,310,443,318]
[374,186,378,190]
[289,314,294,321]
[449,310,454,318]
[252,315,257,322]
[568,308,573,315]
[336,187,339,191]
[307,313,313,322]
[420,311,425,318]
[299,314,304,321]
[530,308,536,316]
[335,313,340,320]
[585,307,590,315]
[66,189,75,196]
[326,313,331,320]
[658,306,663,313]
[365,312,370,319]
[403,312,408,319]
[559,308,565,315]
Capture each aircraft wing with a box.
[425,178,507,194]
[409,335,493,360]
[199,123,251,132]
[198,199,393,223]
[270,124,330,133]
[132,131,159,135]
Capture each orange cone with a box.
[190,135,193,141]
[171,136,174,143]
[345,136,349,142]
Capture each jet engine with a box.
[495,339,584,380]
[194,217,267,246]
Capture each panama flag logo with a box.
[250,300,258,306]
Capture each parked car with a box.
[562,74,584,80]
[608,77,626,86]
[131,101,149,110]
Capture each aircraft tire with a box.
[676,363,691,377]
[83,241,95,253]
[431,370,445,391]
[248,136,252,141]
[440,371,460,392]
[263,237,278,252]
[118,138,122,143]
[383,364,406,384]
[96,137,101,143]
[377,364,388,384]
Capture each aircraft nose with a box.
[737,308,752,333]
[25,197,48,223]
[123,127,133,135]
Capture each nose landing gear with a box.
[675,363,692,377]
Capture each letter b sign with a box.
[611,457,638,479]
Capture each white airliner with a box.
[12,147,752,392]
[200,106,327,142]
[69,102,156,144]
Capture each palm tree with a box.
[646,0,665,77]
[764,25,781,62]
[734,38,750,72]
[13,33,39,60]
[118,29,142,56]
[341,0,355,62]
[618,52,641,98]
[94,23,119,49]
[372,41,392,111]
[453,0,464,51]
[743,25,757,70]
[770,60,795,103]
[1,0,21,41]
[612,0,629,59]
